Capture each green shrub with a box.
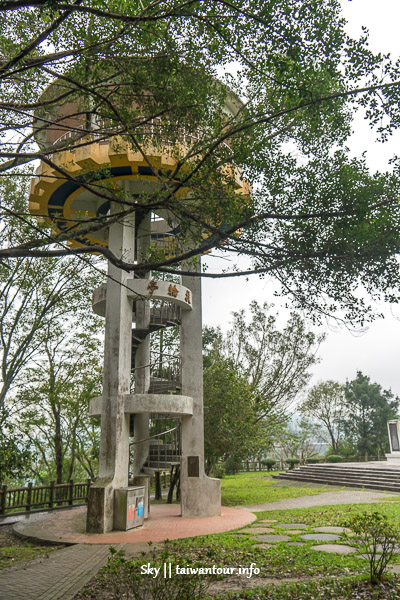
[326,454,343,463]
[343,511,400,583]
[261,459,277,471]
[285,458,300,470]
[211,464,225,479]
[306,458,321,464]
[224,457,242,475]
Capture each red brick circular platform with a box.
[14,504,256,545]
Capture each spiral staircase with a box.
[131,301,182,475]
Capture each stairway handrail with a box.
[129,425,179,446]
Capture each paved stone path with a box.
[0,543,112,600]
[0,541,159,600]
[241,488,399,512]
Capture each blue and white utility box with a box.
[114,486,145,530]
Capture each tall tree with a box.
[16,331,102,484]
[342,372,399,459]
[202,304,322,467]
[203,352,261,472]
[272,418,322,463]
[0,424,32,484]
[1,3,400,322]
[0,178,104,484]
[299,380,346,453]
[0,177,103,427]
[225,301,324,428]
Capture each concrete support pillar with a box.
[133,212,151,476]
[180,260,221,517]
[86,206,134,533]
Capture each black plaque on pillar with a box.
[188,456,200,477]
[389,422,400,451]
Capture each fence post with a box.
[26,482,32,512]
[68,480,74,505]
[246,460,249,472]
[0,485,7,514]
[49,481,55,508]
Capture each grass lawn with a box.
[0,524,60,570]
[255,496,400,526]
[151,470,341,506]
[217,577,400,599]
[220,471,342,506]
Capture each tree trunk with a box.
[167,465,180,503]
[176,468,181,501]
[54,425,63,484]
[48,353,63,484]
[327,426,338,454]
[155,471,162,500]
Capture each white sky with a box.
[202,0,400,397]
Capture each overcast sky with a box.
[202,0,400,398]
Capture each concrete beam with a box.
[92,279,193,317]
[126,279,193,310]
[89,394,193,417]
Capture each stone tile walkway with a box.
[0,543,112,600]
[0,541,166,600]
[235,501,400,559]
[241,488,399,512]
[310,544,356,554]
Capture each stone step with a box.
[298,464,400,475]
[287,473,400,485]
[142,466,157,476]
[273,471,400,492]
[149,453,180,460]
[274,469,400,483]
[274,476,400,492]
[148,379,181,393]
[149,451,180,459]
[286,466,400,480]
[149,442,175,450]
[145,460,181,470]
[149,451,180,460]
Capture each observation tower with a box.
[29,77,249,533]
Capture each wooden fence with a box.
[0,471,173,516]
[241,461,267,472]
[0,479,91,515]
[240,457,385,472]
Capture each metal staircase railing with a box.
[130,297,183,473]
[146,421,182,470]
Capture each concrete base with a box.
[181,474,221,517]
[86,478,115,534]
[14,503,256,545]
[385,453,400,465]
